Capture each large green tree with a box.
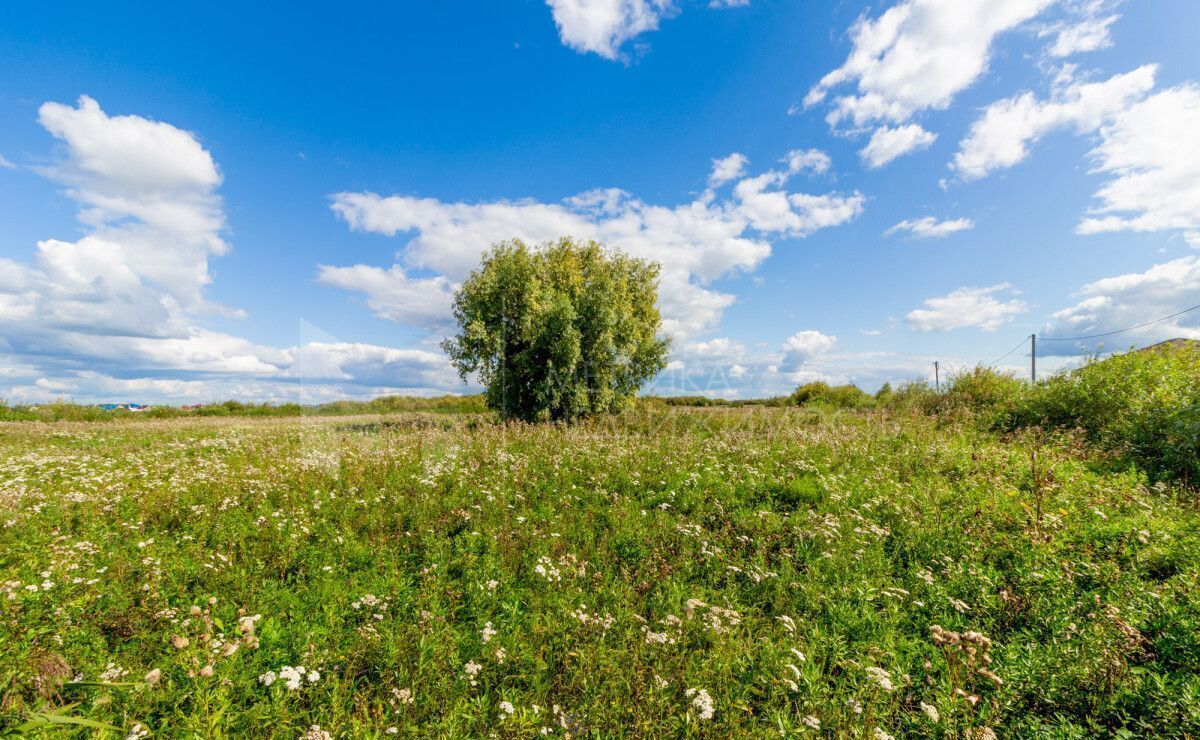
[442,237,670,422]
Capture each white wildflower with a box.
[685,687,715,720]
[866,666,895,692]
[279,665,305,691]
[462,660,483,686]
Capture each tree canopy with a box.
[442,237,669,422]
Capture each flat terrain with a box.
[1,408,1198,737]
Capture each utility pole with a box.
[934,361,940,392]
[1030,334,1037,384]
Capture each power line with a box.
[983,336,1030,367]
[1038,302,1200,342]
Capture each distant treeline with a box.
[0,394,490,422]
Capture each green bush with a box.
[789,382,873,409]
[939,366,1027,423]
[1013,344,1200,484]
[874,380,939,414]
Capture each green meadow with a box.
[3,384,1199,737]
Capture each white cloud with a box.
[709,152,748,186]
[807,0,1055,130]
[0,96,240,345]
[1039,0,1120,57]
[679,336,747,363]
[732,174,864,236]
[545,0,674,60]
[886,216,975,238]
[316,265,455,330]
[780,330,838,378]
[860,124,938,168]
[1076,84,1200,238]
[1043,255,1200,354]
[953,64,1157,180]
[0,154,16,170]
[906,284,1027,331]
[329,155,862,342]
[782,148,832,175]
[543,0,747,59]
[29,95,231,314]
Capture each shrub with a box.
[1013,344,1200,484]
[939,366,1027,423]
[789,382,873,409]
[875,380,939,414]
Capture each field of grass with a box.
[2,406,1199,737]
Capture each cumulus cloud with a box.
[906,284,1027,331]
[779,330,838,377]
[545,0,674,59]
[1076,84,1200,238]
[545,0,747,60]
[886,216,975,238]
[860,124,937,168]
[28,95,231,316]
[1042,255,1200,354]
[782,148,832,175]
[808,0,1054,125]
[328,155,862,341]
[953,64,1157,180]
[709,152,748,186]
[0,96,456,403]
[679,336,748,364]
[316,265,455,330]
[1039,0,1121,57]
[805,0,1053,164]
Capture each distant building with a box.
[96,402,152,412]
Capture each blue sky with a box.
[1,0,1198,402]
